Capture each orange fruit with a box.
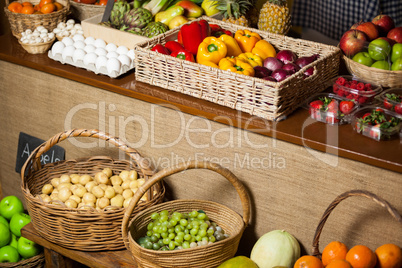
[22,1,33,6]
[375,243,402,268]
[326,259,352,268]
[294,255,324,268]
[40,3,55,13]
[53,2,63,10]
[8,2,23,13]
[38,0,53,8]
[96,0,107,5]
[33,4,40,10]
[322,241,349,266]
[346,245,377,268]
[21,5,35,13]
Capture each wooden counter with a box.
[1,32,401,257]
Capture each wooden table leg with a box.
[44,248,88,268]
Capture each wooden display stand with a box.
[21,223,137,268]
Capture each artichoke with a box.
[142,22,169,38]
[110,0,131,29]
[120,8,153,32]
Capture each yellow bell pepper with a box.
[234,29,261,53]
[198,60,219,68]
[237,52,263,67]
[251,40,277,60]
[218,57,255,77]
[219,34,242,57]
[196,37,227,65]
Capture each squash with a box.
[250,230,301,268]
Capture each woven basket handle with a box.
[311,189,402,257]
[122,160,251,248]
[20,128,154,181]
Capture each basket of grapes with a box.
[122,160,251,268]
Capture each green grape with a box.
[137,236,148,244]
[197,212,206,220]
[147,222,154,231]
[163,237,171,245]
[160,215,169,222]
[208,235,216,242]
[161,221,169,227]
[158,239,164,247]
[144,241,153,249]
[184,234,191,241]
[160,210,169,216]
[169,241,176,250]
[168,233,175,240]
[150,212,159,220]
[161,246,169,251]
[154,233,160,239]
[161,226,168,233]
[146,230,153,237]
[161,232,168,238]
[201,237,209,242]
[195,235,202,242]
[174,235,183,243]
[152,243,160,250]
[190,228,198,236]
[150,235,158,243]
[189,210,198,218]
[198,229,207,237]
[168,227,175,234]
[184,229,189,235]
[176,231,185,238]
[179,219,188,226]
[186,223,193,230]
[192,220,200,227]
[200,222,209,230]
[207,229,214,236]
[182,241,190,249]
[169,219,178,226]
[174,225,183,233]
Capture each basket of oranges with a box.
[4,0,70,39]
[69,0,106,22]
[294,190,402,268]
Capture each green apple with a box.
[368,38,391,61]
[391,43,402,63]
[0,196,24,221]
[0,245,20,263]
[352,51,374,66]
[8,234,18,249]
[371,60,390,70]
[0,216,9,229]
[17,237,41,259]
[391,58,402,71]
[9,213,31,237]
[0,222,11,247]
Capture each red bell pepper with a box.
[170,48,195,62]
[151,44,170,55]
[165,41,184,53]
[209,24,233,37]
[177,31,183,45]
[179,19,211,55]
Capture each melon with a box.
[250,230,301,268]
[218,256,259,268]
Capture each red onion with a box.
[263,76,277,82]
[276,50,298,64]
[282,62,301,74]
[271,69,289,82]
[263,57,283,72]
[254,66,272,78]
[295,54,320,68]
[304,67,314,77]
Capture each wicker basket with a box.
[0,253,45,268]
[20,129,165,251]
[134,16,341,121]
[69,1,105,22]
[343,55,402,88]
[311,189,402,258]
[18,37,55,54]
[122,160,251,268]
[4,0,70,39]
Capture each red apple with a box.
[372,14,395,36]
[339,29,369,57]
[377,37,396,46]
[387,27,402,44]
[356,22,379,40]
[351,21,365,29]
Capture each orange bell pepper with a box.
[234,29,261,53]
[251,40,277,60]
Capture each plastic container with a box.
[375,88,402,115]
[351,106,402,141]
[303,93,359,125]
[330,75,382,105]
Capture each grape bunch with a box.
[136,209,229,251]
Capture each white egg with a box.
[67,19,75,25]
[72,48,86,63]
[95,55,108,70]
[72,34,85,42]
[126,49,135,61]
[61,36,74,47]
[94,47,107,56]
[73,40,86,50]
[116,45,129,55]
[84,36,95,45]
[105,43,117,53]
[117,54,131,67]
[83,52,98,66]
[94,38,106,48]
[62,45,76,61]
[106,51,119,59]
[107,57,121,74]
[84,44,96,54]
[51,41,65,56]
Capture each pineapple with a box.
[258,0,291,34]
[215,0,253,27]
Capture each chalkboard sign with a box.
[15,132,65,174]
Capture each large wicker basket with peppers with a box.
[134,16,341,121]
